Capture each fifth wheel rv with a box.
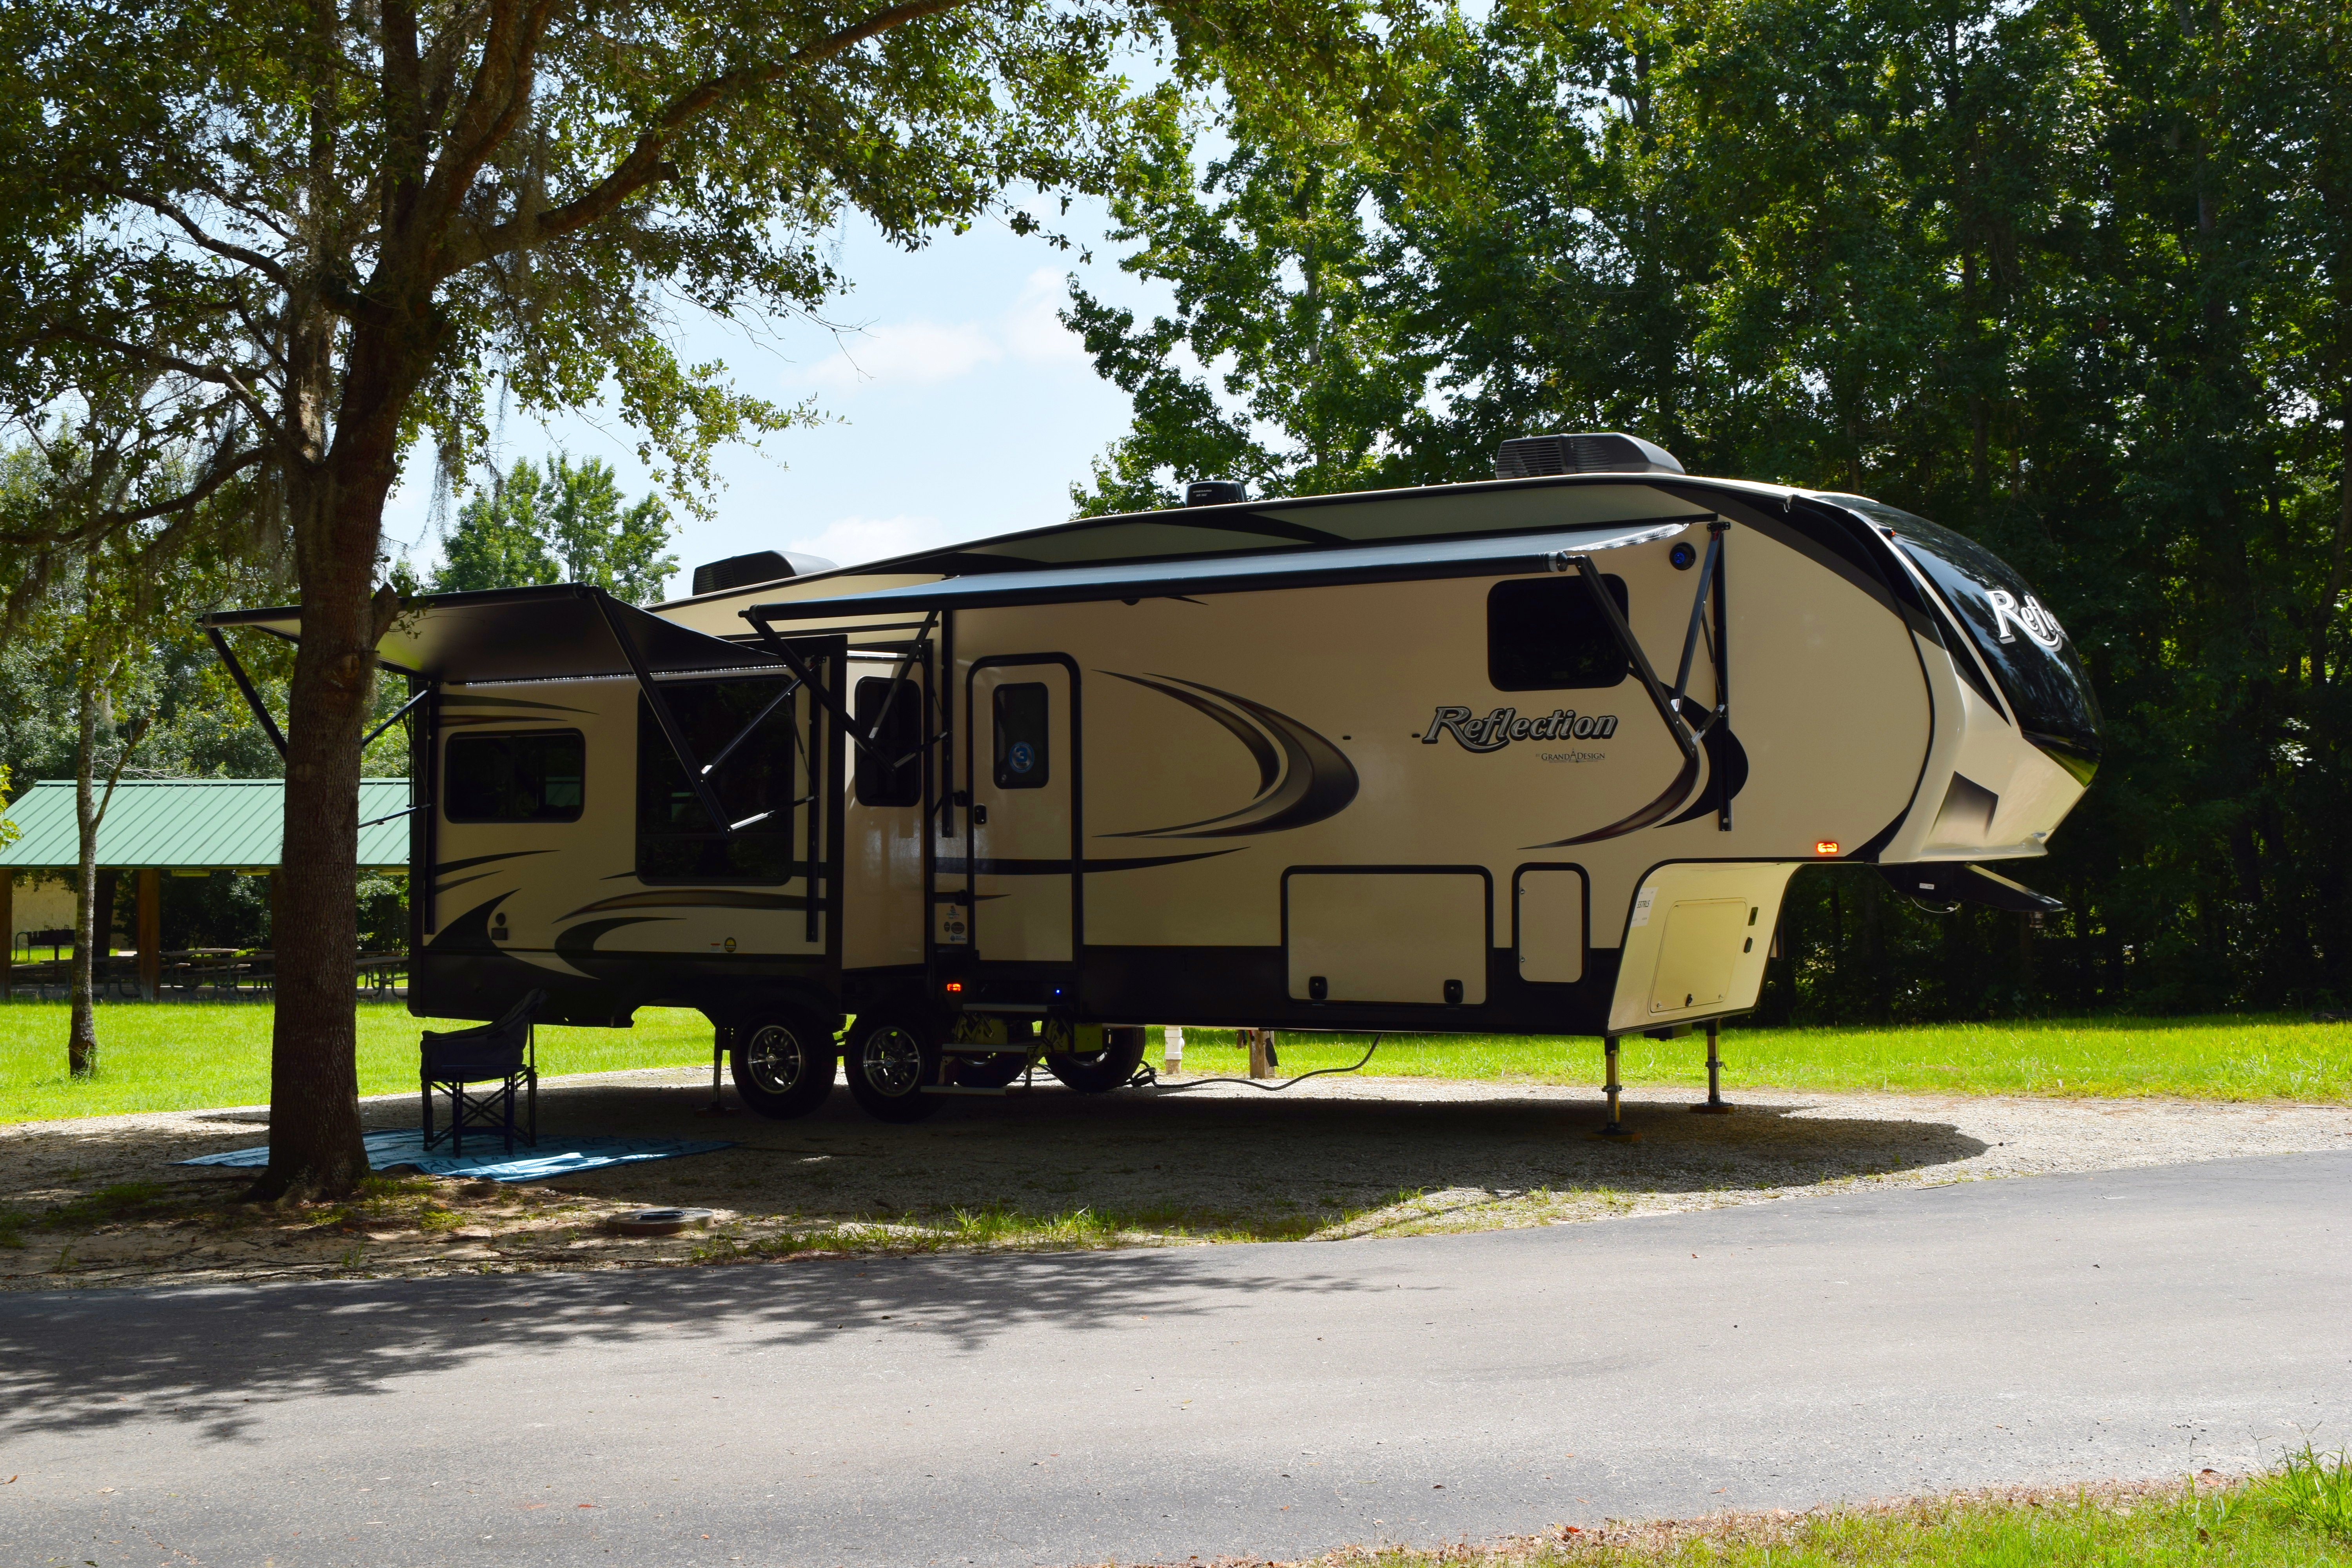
[204,432,2101,1124]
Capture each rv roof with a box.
[667,472,1788,616]
[204,583,782,684]
[746,516,1698,623]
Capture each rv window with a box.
[444,731,585,822]
[853,678,924,808]
[1487,575,1630,691]
[993,683,1049,789]
[635,683,797,882]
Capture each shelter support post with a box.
[136,870,161,1001]
[1691,1019,1734,1114]
[1594,1036,1639,1141]
[2,873,12,999]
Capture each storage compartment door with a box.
[1514,867,1586,984]
[1286,871,1488,1005]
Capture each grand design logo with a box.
[1423,705,1618,753]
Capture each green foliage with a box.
[434,455,677,603]
[1073,0,2352,1016]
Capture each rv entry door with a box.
[966,659,1078,965]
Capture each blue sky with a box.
[381,198,1175,595]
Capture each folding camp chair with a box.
[420,989,546,1155]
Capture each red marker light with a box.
[943,981,964,993]
[1814,840,1840,856]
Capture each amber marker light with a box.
[943,981,964,993]
[1814,840,1840,856]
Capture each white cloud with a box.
[799,269,1086,392]
[999,268,1091,366]
[804,320,1001,391]
[782,514,967,568]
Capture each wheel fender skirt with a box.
[1882,862,2064,915]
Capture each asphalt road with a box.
[4,1151,2346,1568]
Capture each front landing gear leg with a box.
[699,1026,738,1116]
[1593,1036,1640,1141]
[1690,1020,1734,1114]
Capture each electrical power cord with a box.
[1128,1034,1382,1093]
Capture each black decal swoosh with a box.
[1105,673,1279,796]
[941,851,1243,877]
[425,892,517,955]
[1103,674,1359,838]
[1525,747,1706,848]
[555,916,672,967]
[1661,722,1750,827]
[434,850,552,877]
[559,889,813,920]
[439,695,591,713]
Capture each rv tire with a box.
[728,1009,839,1120]
[1044,1025,1149,1094]
[846,1013,946,1123]
[953,1052,1031,1089]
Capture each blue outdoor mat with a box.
[180,1128,734,1183]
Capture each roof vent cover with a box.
[1185,479,1249,507]
[1495,432,1685,479]
[691,550,837,597]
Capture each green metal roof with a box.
[0,780,411,871]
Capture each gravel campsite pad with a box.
[2,1069,2347,1290]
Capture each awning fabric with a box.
[205,584,777,683]
[0,779,411,871]
[747,520,1695,624]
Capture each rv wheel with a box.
[728,1011,839,1120]
[1044,1025,1149,1094]
[846,1014,946,1123]
[953,1052,1031,1090]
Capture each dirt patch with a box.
[2,1068,2346,1290]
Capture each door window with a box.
[993,682,1050,789]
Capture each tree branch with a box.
[439,0,982,273]
[37,328,285,445]
[108,185,292,287]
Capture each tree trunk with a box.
[254,304,427,1199]
[68,666,100,1079]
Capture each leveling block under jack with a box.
[1593,1036,1641,1142]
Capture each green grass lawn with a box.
[1164,1013,2352,1103]
[4,1000,2346,1124]
[0,1001,713,1123]
[1370,1450,2352,1566]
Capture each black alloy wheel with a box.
[727,1009,839,1120]
[1043,1025,1148,1093]
[845,1013,946,1123]
[952,1051,1030,1090]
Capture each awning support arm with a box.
[738,609,884,757]
[359,801,428,829]
[1557,552,1699,775]
[591,591,735,837]
[1668,526,1725,711]
[858,609,939,754]
[360,687,430,753]
[204,626,288,761]
[701,678,802,779]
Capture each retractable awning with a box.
[744,519,1698,624]
[204,584,777,683]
